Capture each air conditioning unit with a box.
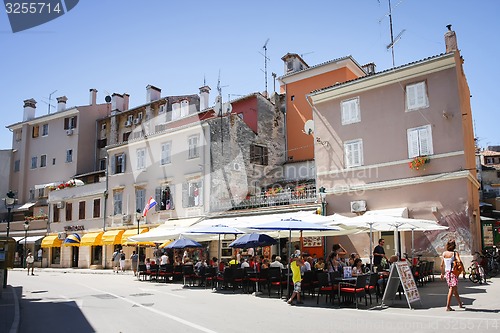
[66,129,73,136]
[350,200,367,213]
[57,232,67,240]
[124,120,132,127]
[56,201,65,209]
[134,118,141,125]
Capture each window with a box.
[14,160,20,172]
[53,204,60,222]
[135,188,146,213]
[406,81,429,111]
[155,185,174,210]
[123,132,131,142]
[40,154,47,168]
[250,144,268,165]
[64,116,77,129]
[52,158,56,165]
[93,199,101,218]
[79,201,85,219]
[344,139,363,168]
[188,135,200,159]
[161,142,171,165]
[111,153,126,174]
[97,138,107,148]
[341,97,361,125]
[113,191,123,215]
[486,157,493,164]
[37,188,44,198]
[159,105,166,114]
[15,130,22,142]
[407,125,433,158]
[32,125,39,138]
[29,189,34,201]
[99,159,106,171]
[66,149,73,163]
[42,124,49,136]
[31,156,37,169]
[66,202,73,221]
[136,148,146,170]
[182,181,202,208]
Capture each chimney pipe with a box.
[56,96,68,112]
[199,85,210,111]
[444,24,458,53]
[23,98,37,121]
[89,88,97,105]
[146,85,161,103]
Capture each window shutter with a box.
[352,141,361,166]
[73,116,77,129]
[341,102,349,124]
[250,145,255,163]
[169,186,175,210]
[419,126,433,156]
[64,118,69,130]
[182,183,188,208]
[263,147,269,165]
[415,82,426,107]
[407,129,420,158]
[345,143,352,167]
[121,153,126,172]
[110,155,115,175]
[406,85,417,110]
[197,181,203,207]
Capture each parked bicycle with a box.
[467,252,486,284]
[482,246,499,277]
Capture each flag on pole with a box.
[143,197,157,217]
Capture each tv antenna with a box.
[260,38,270,95]
[42,90,57,114]
[385,0,405,68]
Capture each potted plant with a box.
[409,156,430,170]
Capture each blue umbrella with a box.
[229,233,277,249]
[165,238,202,249]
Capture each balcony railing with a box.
[210,187,317,212]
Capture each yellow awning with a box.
[122,228,155,246]
[101,230,125,245]
[80,232,104,247]
[41,235,62,248]
[159,241,173,248]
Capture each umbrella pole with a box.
[395,226,400,259]
[286,229,291,300]
[218,234,221,273]
[369,223,373,272]
[411,228,415,265]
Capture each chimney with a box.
[89,88,97,105]
[199,85,210,111]
[146,84,161,103]
[56,96,68,112]
[172,101,180,119]
[111,93,124,111]
[444,24,458,53]
[123,93,130,110]
[23,98,37,121]
[361,63,376,75]
[180,99,189,117]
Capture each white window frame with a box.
[406,81,429,111]
[31,156,37,169]
[407,125,433,158]
[341,97,361,125]
[135,188,146,213]
[113,191,123,215]
[42,124,49,136]
[66,149,73,163]
[161,142,172,165]
[136,148,146,170]
[344,139,363,168]
[188,135,200,159]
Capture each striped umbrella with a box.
[63,233,81,246]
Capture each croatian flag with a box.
[143,197,157,217]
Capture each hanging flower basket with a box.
[409,156,430,170]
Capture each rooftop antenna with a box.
[260,38,270,95]
[45,90,57,114]
[385,0,405,68]
[300,51,314,58]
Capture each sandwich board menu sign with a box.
[382,261,421,309]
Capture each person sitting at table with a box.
[228,256,239,267]
[261,258,270,269]
[327,251,344,274]
[301,256,312,275]
[270,256,284,269]
[314,257,325,271]
[352,258,364,276]
[348,253,360,266]
[241,258,250,268]
[145,258,151,270]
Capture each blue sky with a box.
[1,0,499,149]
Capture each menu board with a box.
[382,260,421,309]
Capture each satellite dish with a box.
[105,95,111,103]
[303,120,314,135]
[224,102,233,114]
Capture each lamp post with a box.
[135,209,142,270]
[3,190,16,288]
[23,220,29,269]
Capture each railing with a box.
[210,187,317,212]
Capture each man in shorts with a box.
[287,254,305,305]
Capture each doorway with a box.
[71,246,79,267]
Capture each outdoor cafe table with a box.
[334,276,358,306]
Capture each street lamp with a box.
[319,187,327,216]
[23,220,30,269]
[3,190,16,288]
[135,209,142,270]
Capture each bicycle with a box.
[467,252,486,284]
[483,247,499,277]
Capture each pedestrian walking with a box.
[119,250,126,272]
[131,251,139,276]
[440,239,464,311]
[26,252,35,275]
[112,248,120,273]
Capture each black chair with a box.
[316,271,336,305]
[138,264,148,281]
[365,273,379,304]
[247,268,267,293]
[204,266,217,289]
[216,267,233,290]
[231,268,246,292]
[173,265,183,282]
[148,264,159,282]
[182,265,197,286]
[301,270,316,297]
[267,267,284,298]
[339,274,368,309]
